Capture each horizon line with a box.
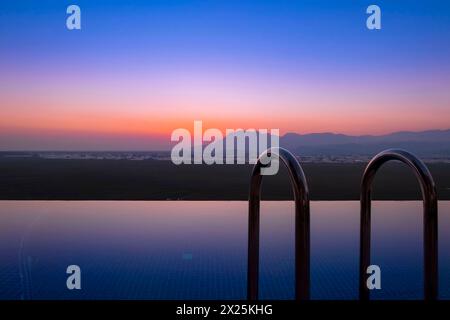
[1,127,449,152]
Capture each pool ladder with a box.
[247,148,438,300]
[359,149,438,300]
[247,147,310,300]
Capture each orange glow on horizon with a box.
[1,112,449,138]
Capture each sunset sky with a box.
[1,0,449,150]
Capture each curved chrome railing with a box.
[359,149,438,300]
[247,147,310,300]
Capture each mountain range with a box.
[279,129,450,156]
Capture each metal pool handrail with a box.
[247,147,310,300]
[359,149,438,300]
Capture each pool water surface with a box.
[0,201,449,300]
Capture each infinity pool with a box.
[0,201,449,300]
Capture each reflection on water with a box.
[0,201,449,300]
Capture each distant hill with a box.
[9,129,447,158]
[280,129,450,156]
